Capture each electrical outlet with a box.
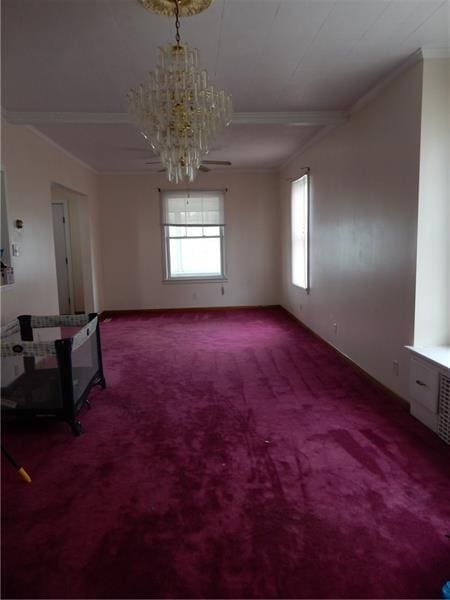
[392,360,399,376]
[332,323,338,335]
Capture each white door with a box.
[52,202,72,314]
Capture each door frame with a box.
[51,199,75,314]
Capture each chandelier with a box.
[127,0,232,184]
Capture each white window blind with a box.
[161,191,224,226]
[291,174,309,290]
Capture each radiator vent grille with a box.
[438,374,450,445]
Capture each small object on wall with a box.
[3,267,15,284]
[15,219,23,229]
[1,248,14,284]
[12,244,21,257]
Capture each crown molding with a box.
[421,48,450,59]
[278,123,341,172]
[4,112,130,125]
[27,126,98,174]
[349,48,424,115]
[98,167,277,176]
[232,111,346,126]
[350,47,449,116]
[3,110,346,127]
[278,47,435,171]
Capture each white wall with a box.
[279,61,423,401]
[98,171,280,310]
[414,58,450,346]
[0,120,103,323]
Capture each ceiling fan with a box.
[145,159,232,173]
[121,147,231,172]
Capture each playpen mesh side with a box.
[1,315,99,413]
[71,322,99,407]
[1,331,63,411]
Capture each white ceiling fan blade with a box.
[122,147,155,153]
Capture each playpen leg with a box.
[90,313,106,390]
[69,420,83,436]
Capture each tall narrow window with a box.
[161,190,226,281]
[291,174,309,290]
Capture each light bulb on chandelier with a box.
[127,0,232,184]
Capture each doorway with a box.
[51,184,92,315]
[51,201,73,314]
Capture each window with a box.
[291,173,309,290]
[161,190,226,281]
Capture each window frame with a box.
[291,173,310,292]
[160,191,227,283]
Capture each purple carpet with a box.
[2,308,449,599]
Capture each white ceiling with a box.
[2,0,449,172]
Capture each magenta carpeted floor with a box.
[2,308,450,599]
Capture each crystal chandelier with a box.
[127,0,232,184]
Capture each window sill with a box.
[292,283,310,293]
[163,277,228,284]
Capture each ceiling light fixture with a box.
[127,0,232,184]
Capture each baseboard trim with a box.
[100,305,281,320]
[99,304,409,411]
[280,306,410,412]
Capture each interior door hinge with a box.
[62,216,66,224]
[65,257,68,265]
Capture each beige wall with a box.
[0,120,103,323]
[279,61,423,401]
[98,171,280,310]
[414,58,450,346]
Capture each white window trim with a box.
[160,190,227,283]
[291,172,310,292]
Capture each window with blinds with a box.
[161,190,226,280]
[291,174,309,290]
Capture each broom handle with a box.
[1,446,32,483]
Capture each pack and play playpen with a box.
[0,313,105,435]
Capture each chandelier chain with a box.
[174,0,181,47]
